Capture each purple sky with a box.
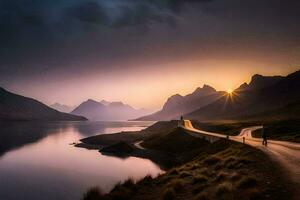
[0,0,299,109]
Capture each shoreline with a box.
[75,140,181,170]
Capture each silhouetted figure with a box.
[262,126,267,146]
[180,116,183,121]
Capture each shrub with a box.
[111,182,121,192]
[219,148,234,156]
[194,192,209,200]
[224,156,253,169]
[82,187,105,200]
[229,172,241,181]
[159,175,172,184]
[192,175,208,185]
[110,181,132,200]
[163,188,176,200]
[215,172,229,182]
[167,179,184,191]
[188,163,200,170]
[237,177,257,189]
[204,156,222,166]
[192,186,203,194]
[238,157,252,165]
[138,175,153,185]
[111,188,131,200]
[223,156,237,169]
[180,171,192,178]
[199,168,211,176]
[214,163,223,170]
[123,179,135,188]
[248,188,261,199]
[216,182,233,195]
[169,168,179,175]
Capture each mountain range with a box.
[50,103,75,113]
[138,70,300,121]
[71,99,151,121]
[2,70,299,122]
[0,87,86,121]
[185,70,300,121]
[136,85,225,121]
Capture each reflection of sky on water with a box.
[0,121,162,200]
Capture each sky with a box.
[0,0,300,109]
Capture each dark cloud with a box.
[112,4,176,29]
[166,0,214,12]
[0,1,46,39]
[0,0,213,66]
[0,0,300,90]
[0,0,213,33]
[65,2,108,25]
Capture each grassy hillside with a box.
[79,120,298,199]
[142,127,209,153]
[83,140,292,200]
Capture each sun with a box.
[227,89,233,94]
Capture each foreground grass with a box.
[83,136,292,200]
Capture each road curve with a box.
[134,141,146,150]
[182,120,227,139]
[182,120,300,196]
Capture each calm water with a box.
[0,121,163,200]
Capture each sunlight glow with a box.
[227,89,233,94]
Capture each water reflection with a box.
[0,121,153,157]
[0,121,162,200]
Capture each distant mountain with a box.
[50,103,75,113]
[236,74,284,91]
[71,99,151,121]
[0,87,87,121]
[185,70,300,121]
[100,100,111,106]
[136,85,225,121]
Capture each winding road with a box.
[182,119,300,193]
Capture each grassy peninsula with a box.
[78,121,294,200]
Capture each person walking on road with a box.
[262,125,267,146]
[178,116,184,127]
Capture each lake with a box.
[0,121,163,200]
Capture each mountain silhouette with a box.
[71,99,151,121]
[236,74,284,92]
[136,85,224,121]
[185,70,300,121]
[0,87,86,121]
